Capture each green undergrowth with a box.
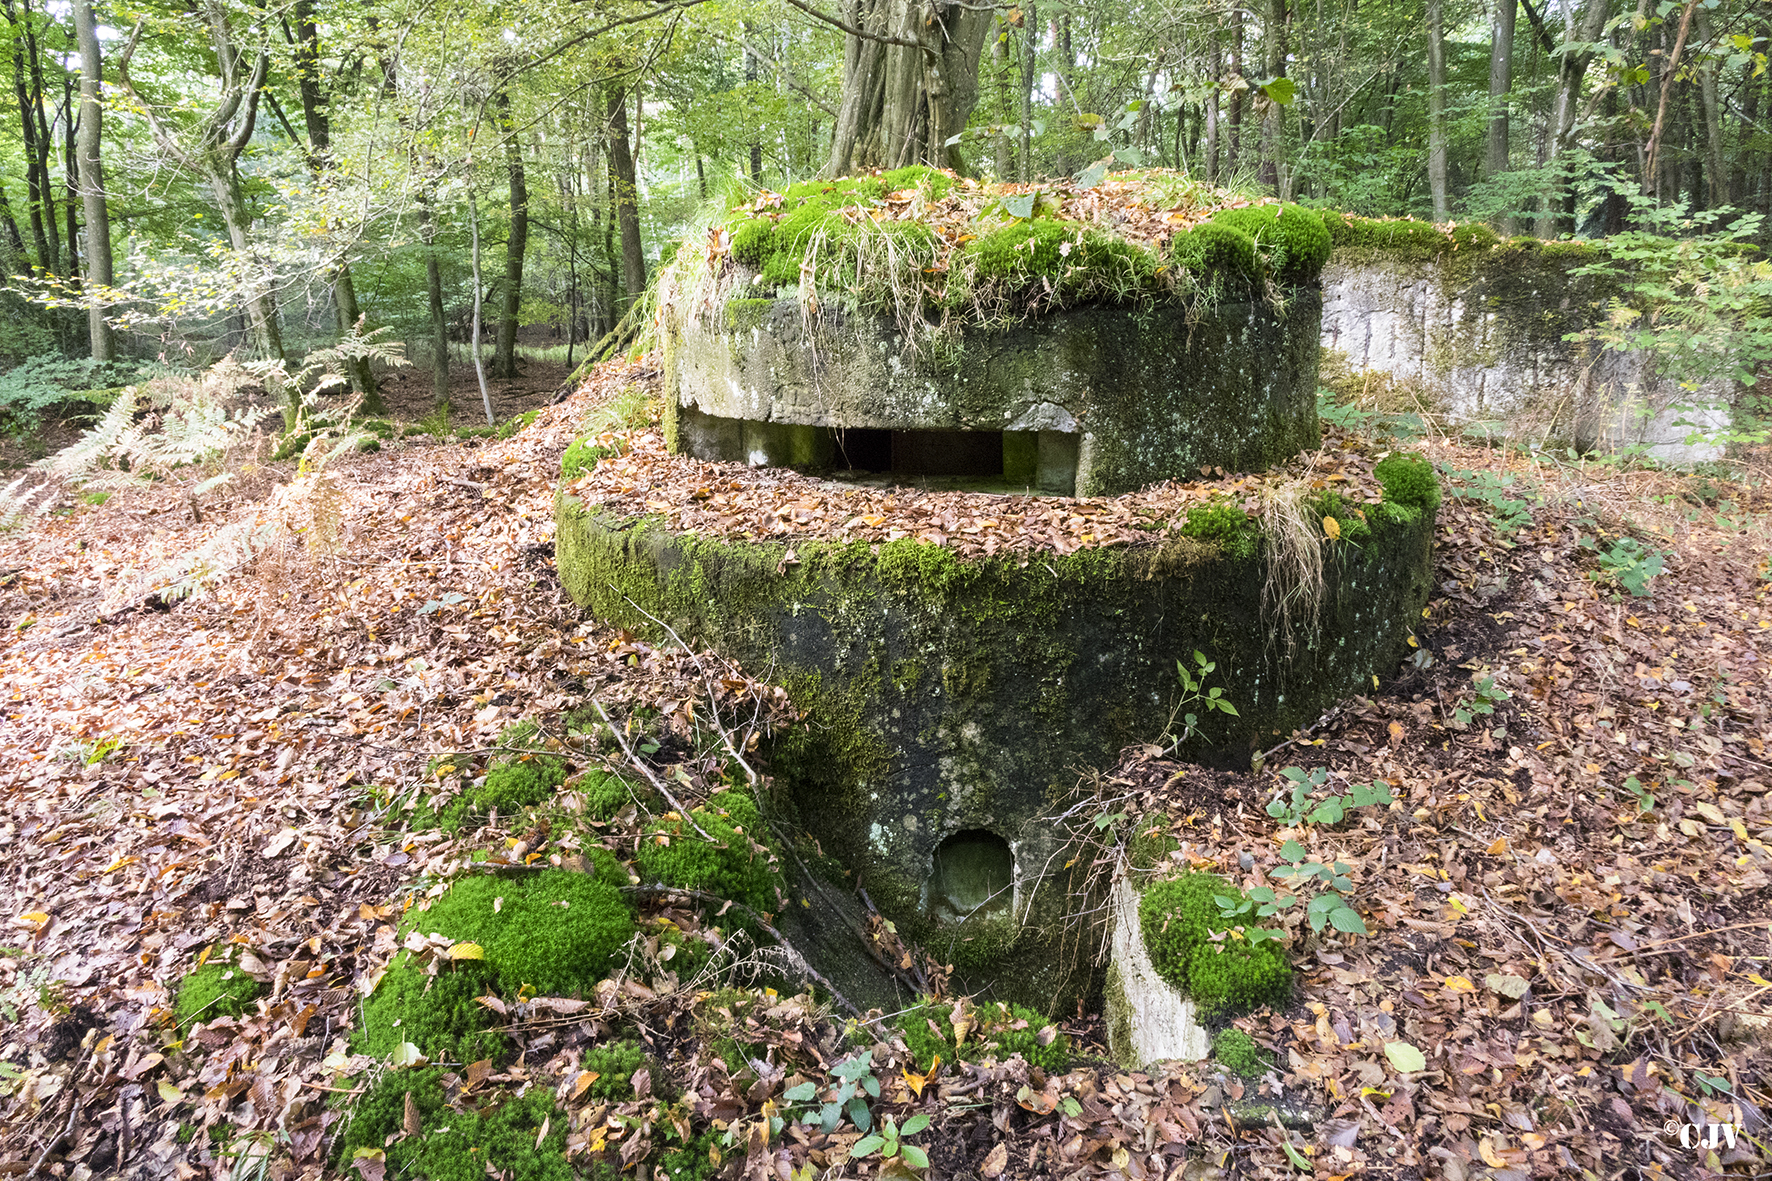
[174,946,264,1029]
[635,789,782,918]
[898,999,1069,1073]
[581,1038,649,1100]
[1212,1028,1274,1077]
[337,1068,572,1181]
[411,753,570,835]
[356,870,635,1063]
[1138,873,1293,1021]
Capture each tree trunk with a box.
[72,0,110,360]
[5,0,55,274]
[1538,0,1612,236]
[294,0,379,406]
[61,80,79,285]
[420,193,449,410]
[1204,27,1220,183]
[203,162,283,359]
[468,188,494,425]
[1426,0,1449,220]
[1019,1,1036,183]
[745,27,764,181]
[1227,6,1244,175]
[1693,7,1724,209]
[607,83,647,309]
[826,0,995,175]
[494,91,528,379]
[1488,0,1517,231]
[1260,0,1288,194]
[992,16,1012,179]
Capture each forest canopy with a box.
[0,0,1767,408]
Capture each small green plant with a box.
[1451,675,1511,729]
[1621,776,1656,814]
[1580,534,1666,597]
[896,999,1069,1073]
[1163,650,1240,751]
[1271,840,1367,934]
[1265,767,1393,826]
[1441,467,1537,533]
[1177,500,1260,559]
[1210,888,1288,946]
[784,1051,881,1134]
[851,1113,932,1172]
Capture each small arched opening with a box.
[928,829,1014,923]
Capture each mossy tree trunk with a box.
[826,0,994,175]
[494,90,528,380]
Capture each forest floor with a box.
[1,358,1770,1181]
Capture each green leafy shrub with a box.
[581,1039,648,1100]
[1138,873,1292,1020]
[0,355,138,435]
[897,999,1068,1073]
[357,870,635,1060]
[1207,204,1332,284]
[1373,451,1442,512]
[411,755,568,835]
[174,948,264,1028]
[1212,1028,1273,1077]
[337,1068,572,1181]
[635,790,781,916]
[1178,500,1260,558]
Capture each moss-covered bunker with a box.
[555,485,1435,1010]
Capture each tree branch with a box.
[780,0,927,52]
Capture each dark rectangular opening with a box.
[832,427,892,472]
[890,429,1005,477]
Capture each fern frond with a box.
[0,474,55,531]
[40,384,140,483]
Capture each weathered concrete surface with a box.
[668,292,1324,496]
[554,494,1436,1011]
[1321,248,1732,461]
[1104,874,1209,1070]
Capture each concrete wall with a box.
[1320,246,1733,462]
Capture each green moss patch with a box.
[1178,501,1260,559]
[581,1039,648,1100]
[1207,204,1332,285]
[174,947,264,1029]
[897,999,1069,1073]
[357,870,635,1061]
[1212,1028,1275,1077]
[411,754,568,835]
[337,1068,572,1181]
[635,789,781,917]
[1138,873,1292,1021]
[562,435,629,481]
[1373,451,1442,512]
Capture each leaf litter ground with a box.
[1,359,1769,1180]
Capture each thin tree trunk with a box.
[1643,0,1698,197]
[468,187,494,426]
[1227,6,1244,175]
[607,82,647,309]
[6,0,54,274]
[494,91,528,379]
[1427,0,1449,221]
[72,0,111,360]
[1205,27,1220,183]
[992,16,1012,179]
[1488,0,1517,231]
[1260,0,1288,194]
[1538,0,1612,236]
[294,0,378,407]
[61,79,79,284]
[745,27,763,181]
[1693,7,1724,209]
[420,194,449,410]
[1019,1,1036,183]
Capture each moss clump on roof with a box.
[1170,222,1260,285]
[411,754,569,836]
[174,947,264,1029]
[357,870,634,1062]
[952,219,1166,309]
[1207,204,1333,285]
[635,789,781,917]
[1373,451,1442,512]
[1178,500,1261,559]
[1321,211,1504,263]
[897,998,1070,1073]
[1138,872,1292,1021]
[336,1068,572,1181]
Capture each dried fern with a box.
[0,474,54,531]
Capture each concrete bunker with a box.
[927,829,1015,923]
